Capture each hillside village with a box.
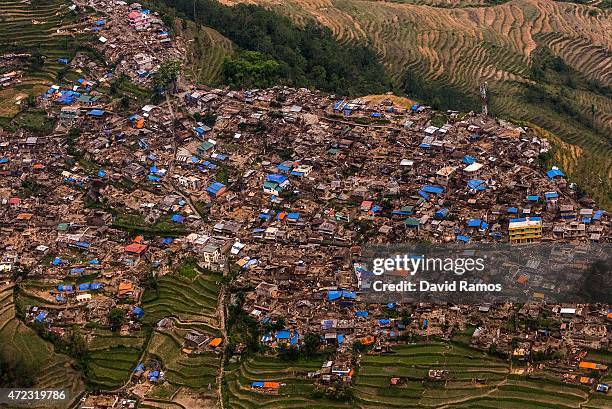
[0,0,611,408]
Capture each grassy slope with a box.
[222,0,612,207]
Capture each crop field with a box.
[0,284,84,407]
[224,354,353,409]
[224,0,612,207]
[142,268,223,331]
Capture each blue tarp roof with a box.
[546,168,565,178]
[290,331,299,346]
[52,257,63,266]
[338,334,344,344]
[435,208,449,219]
[467,219,482,228]
[276,163,291,172]
[327,291,342,301]
[171,214,185,223]
[527,195,540,201]
[35,311,47,322]
[267,173,288,184]
[379,319,390,325]
[356,311,369,318]
[276,330,291,339]
[467,179,487,191]
[132,307,144,317]
[287,212,300,220]
[87,109,105,116]
[70,267,85,274]
[544,192,559,200]
[418,190,430,200]
[463,155,476,164]
[507,207,518,213]
[78,283,90,291]
[207,182,225,196]
[457,235,471,243]
[593,210,604,220]
[252,381,264,388]
[134,363,144,372]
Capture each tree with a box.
[108,308,125,332]
[154,59,182,93]
[302,333,321,358]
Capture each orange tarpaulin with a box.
[579,361,607,370]
[360,336,375,345]
[263,382,280,389]
[208,338,222,347]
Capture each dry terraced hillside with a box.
[222,0,612,206]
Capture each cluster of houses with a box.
[0,0,610,405]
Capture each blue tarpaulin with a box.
[435,208,449,219]
[463,155,476,164]
[276,330,291,339]
[87,109,105,117]
[467,179,487,191]
[544,192,559,200]
[267,174,288,184]
[422,185,444,195]
[171,214,185,223]
[546,168,565,179]
[132,307,144,318]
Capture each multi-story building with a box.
[508,217,542,243]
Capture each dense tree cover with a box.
[147,0,392,95]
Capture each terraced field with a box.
[179,19,234,85]
[224,0,612,207]
[138,266,224,407]
[142,269,223,331]
[86,345,142,389]
[353,342,606,408]
[0,0,89,116]
[225,354,353,409]
[0,284,84,407]
[147,329,220,391]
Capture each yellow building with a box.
[508,217,542,243]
